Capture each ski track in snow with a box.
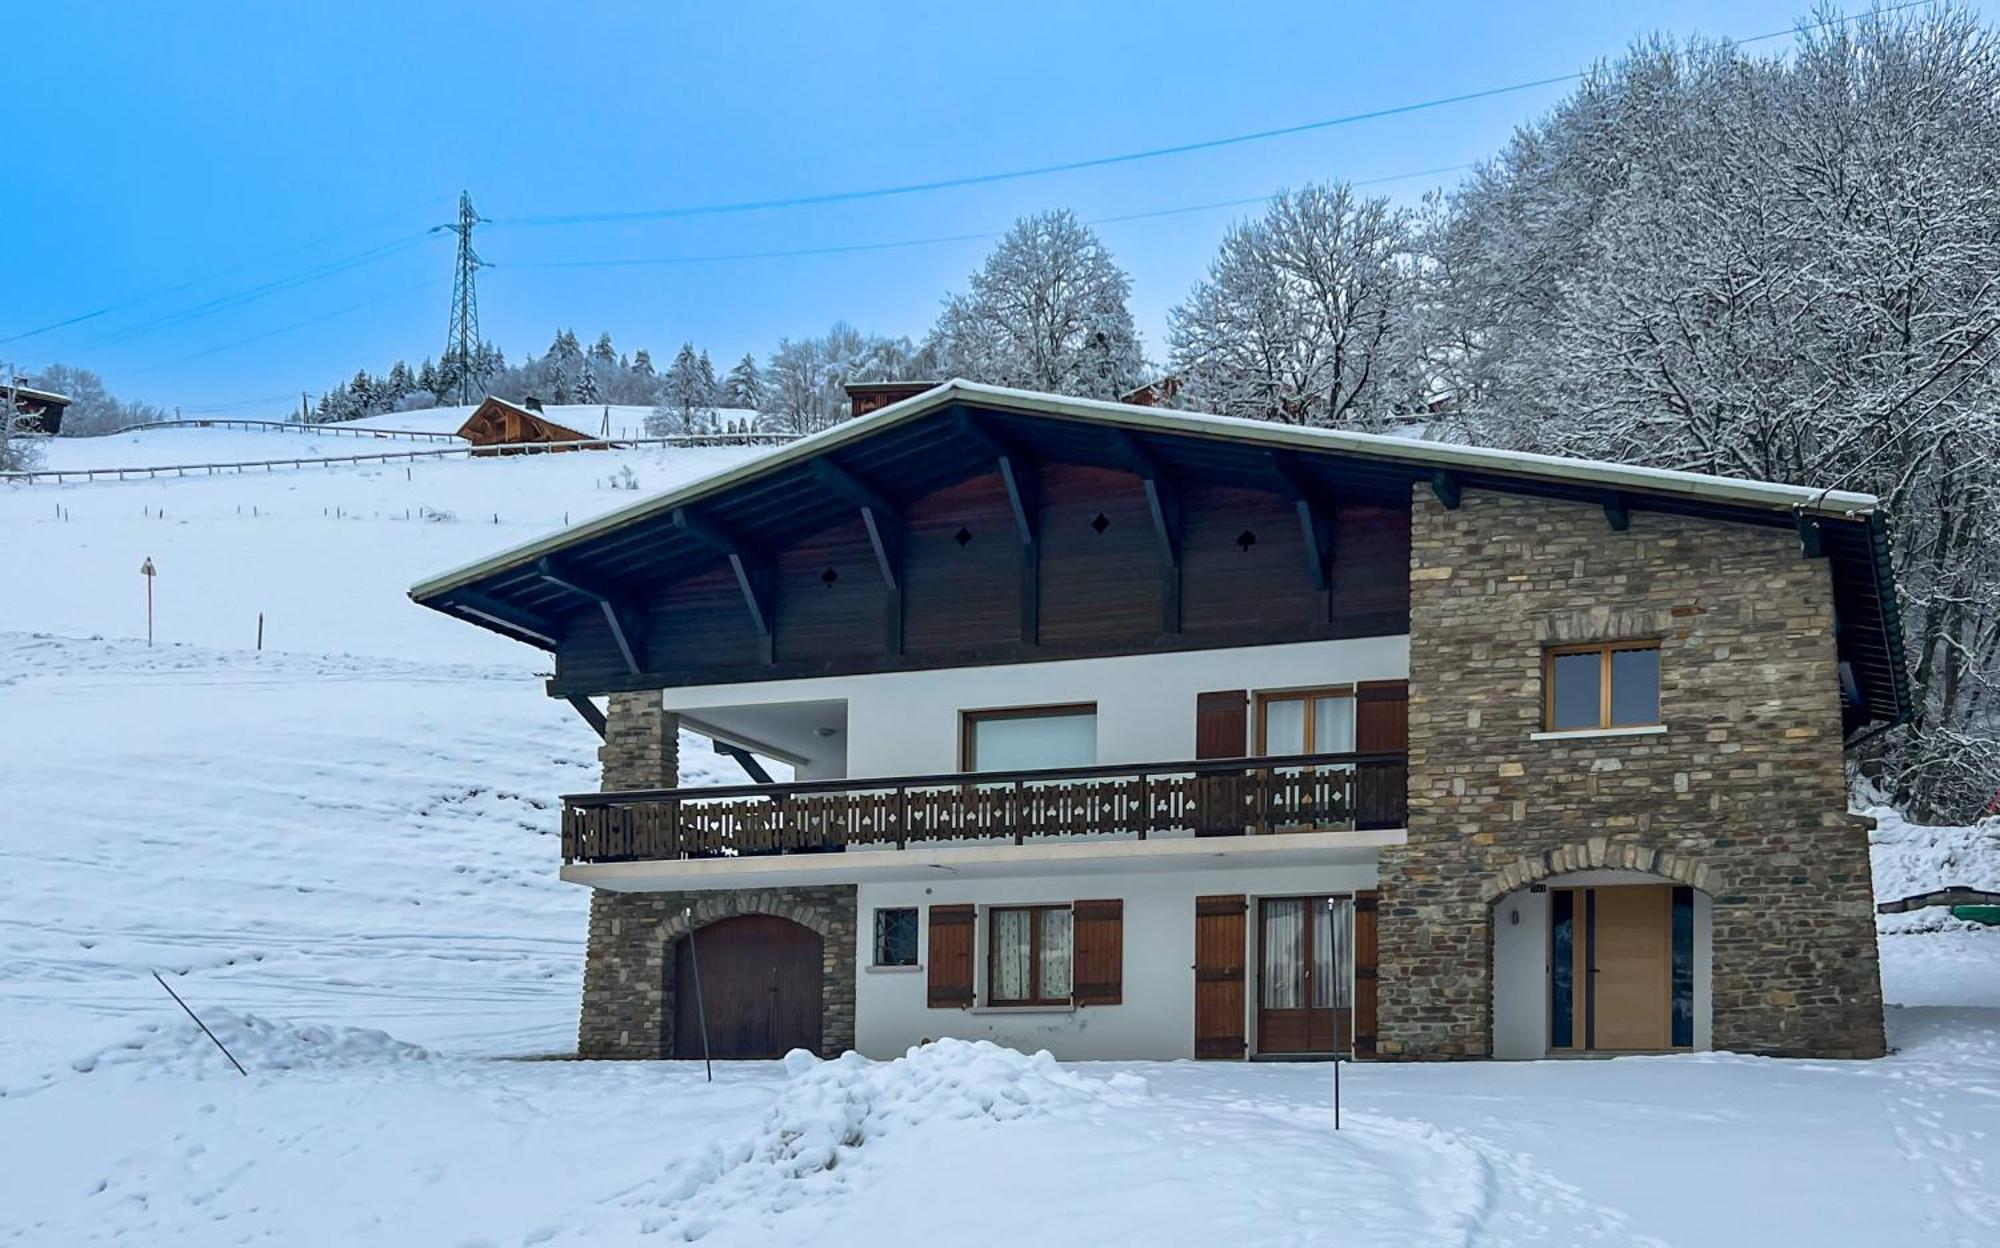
[5,423,2000,1245]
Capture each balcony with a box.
[561,751,1407,866]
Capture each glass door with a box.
[1257,895,1353,1054]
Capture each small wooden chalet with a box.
[457,396,605,455]
[5,379,72,436]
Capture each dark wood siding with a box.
[774,515,890,664]
[1356,680,1409,753]
[1181,483,1317,635]
[1071,898,1124,1006]
[551,461,1411,693]
[1194,894,1247,1058]
[904,475,1022,653]
[1038,464,1167,646]
[926,904,976,1007]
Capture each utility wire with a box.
[495,163,1475,270]
[491,2,1931,229]
[0,197,452,347]
[132,278,444,375]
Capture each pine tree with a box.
[417,358,439,397]
[576,358,602,403]
[590,332,617,368]
[723,352,762,410]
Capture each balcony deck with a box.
[561,751,1407,867]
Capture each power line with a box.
[0,197,452,348]
[131,278,444,375]
[495,163,1476,271]
[490,2,1931,230]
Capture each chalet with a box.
[412,381,1904,1063]
[457,395,605,454]
[5,379,72,436]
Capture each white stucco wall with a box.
[854,860,1378,1061]
[662,636,1409,780]
[1490,870,1713,1059]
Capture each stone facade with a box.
[576,690,860,1059]
[1381,487,1884,1060]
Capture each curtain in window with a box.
[1313,697,1356,753]
[1039,909,1072,998]
[1261,898,1304,1008]
[970,714,1097,772]
[992,909,1032,1001]
[1311,898,1352,1009]
[1263,699,1307,754]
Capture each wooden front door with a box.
[1257,896,1351,1054]
[673,914,823,1059]
[1193,895,1247,1058]
[1590,885,1672,1051]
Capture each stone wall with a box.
[1382,487,1884,1060]
[575,690,859,1059]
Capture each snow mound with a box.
[1870,804,2000,914]
[65,1007,428,1081]
[635,1039,1145,1240]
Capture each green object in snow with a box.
[1950,905,2000,926]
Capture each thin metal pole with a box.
[1334,1056,1342,1130]
[684,911,713,1082]
[151,972,248,1076]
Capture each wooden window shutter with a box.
[1352,889,1379,1058]
[1355,680,1409,753]
[1195,690,1249,759]
[1071,899,1123,1006]
[1193,894,1248,1058]
[926,904,975,1008]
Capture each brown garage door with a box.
[674,914,823,1059]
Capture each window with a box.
[1255,688,1356,756]
[961,704,1096,772]
[1544,642,1661,731]
[873,907,918,967]
[987,905,1072,1005]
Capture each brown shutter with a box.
[1195,690,1249,759]
[1355,680,1409,753]
[1352,890,1379,1058]
[1193,894,1247,1058]
[926,904,975,1008]
[1071,899,1123,1005]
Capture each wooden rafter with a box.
[671,506,775,662]
[535,556,647,675]
[445,589,561,648]
[810,456,906,653]
[955,410,1041,644]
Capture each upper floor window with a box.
[1256,688,1356,757]
[1545,642,1661,731]
[962,704,1097,772]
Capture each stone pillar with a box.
[578,690,678,1058]
[1379,487,1885,1060]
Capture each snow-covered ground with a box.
[3,423,1998,1246]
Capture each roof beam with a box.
[714,741,775,784]
[1602,492,1631,532]
[811,458,903,593]
[444,589,561,649]
[1430,469,1463,511]
[1797,515,1826,559]
[1270,454,1336,594]
[535,557,647,675]
[565,694,607,738]
[1107,429,1183,633]
[671,507,774,662]
[956,410,1040,644]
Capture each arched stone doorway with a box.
[1490,867,1713,1059]
[673,914,824,1059]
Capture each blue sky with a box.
[7,1,1978,413]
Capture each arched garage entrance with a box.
[1491,869,1712,1059]
[673,914,824,1059]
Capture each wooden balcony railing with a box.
[561,751,1407,865]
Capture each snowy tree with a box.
[663,342,716,431]
[723,352,762,410]
[1428,7,2000,816]
[0,377,44,471]
[924,209,1145,399]
[1168,183,1426,429]
[589,332,617,369]
[575,357,601,404]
